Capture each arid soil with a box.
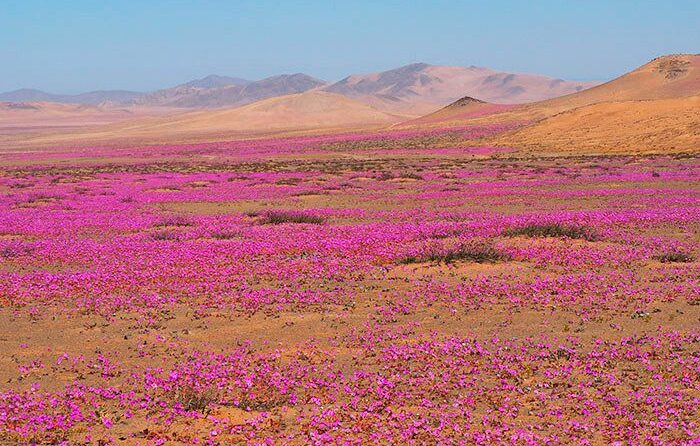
[493,95,700,155]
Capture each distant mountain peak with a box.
[7,88,46,94]
[260,73,325,83]
[0,89,55,102]
[397,62,432,71]
[179,75,251,89]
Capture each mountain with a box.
[323,63,597,114]
[0,88,143,105]
[1,64,594,112]
[130,73,326,108]
[0,89,57,102]
[1,64,595,113]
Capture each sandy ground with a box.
[492,95,700,155]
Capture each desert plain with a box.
[0,54,698,445]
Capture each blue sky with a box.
[1,0,698,93]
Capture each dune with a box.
[0,102,133,133]
[0,101,180,137]
[0,91,404,149]
[126,91,402,134]
[516,53,700,119]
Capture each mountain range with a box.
[323,63,595,114]
[0,63,596,113]
[1,54,697,153]
[0,89,142,105]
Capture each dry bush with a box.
[151,230,180,241]
[653,250,695,263]
[169,387,218,413]
[153,215,192,228]
[210,230,239,240]
[504,223,597,241]
[257,211,325,225]
[399,242,510,265]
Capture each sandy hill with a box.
[1,92,402,148]
[0,101,172,135]
[122,91,401,134]
[495,95,700,154]
[523,53,700,116]
[487,54,700,154]
[3,56,696,155]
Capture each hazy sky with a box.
[2,0,699,93]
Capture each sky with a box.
[1,0,699,94]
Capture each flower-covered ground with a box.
[0,126,698,445]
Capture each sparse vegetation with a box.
[377,171,424,181]
[210,230,239,240]
[169,387,217,413]
[399,242,510,264]
[151,230,180,241]
[653,250,695,263]
[257,211,326,225]
[275,178,302,186]
[503,223,597,241]
[153,216,192,227]
[0,243,34,259]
